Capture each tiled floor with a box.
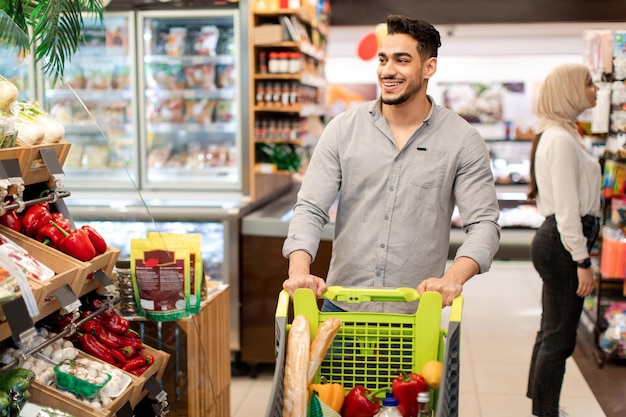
[231,261,608,417]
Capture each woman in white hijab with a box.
[526,63,601,417]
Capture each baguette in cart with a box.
[266,286,463,417]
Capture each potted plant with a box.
[0,0,107,85]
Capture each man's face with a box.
[377,33,435,106]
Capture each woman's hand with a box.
[576,267,595,297]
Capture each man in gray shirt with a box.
[282,15,500,313]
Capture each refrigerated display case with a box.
[41,12,138,190]
[137,10,242,191]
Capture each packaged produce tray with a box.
[265,287,463,417]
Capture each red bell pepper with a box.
[0,210,22,232]
[79,319,102,336]
[117,346,138,360]
[78,333,117,365]
[36,222,66,248]
[50,212,71,233]
[391,371,428,417]
[110,348,128,365]
[342,386,387,417]
[50,220,96,261]
[22,203,51,236]
[80,225,107,255]
[122,355,148,372]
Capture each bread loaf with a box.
[282,315,310,417]
[307,317,341,386]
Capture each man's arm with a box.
[417,256,479,306]
[283,250,327,297]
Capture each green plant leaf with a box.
[1,0,105,86]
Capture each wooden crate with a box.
[17,141,71,186]
[0,225,80,308]
[127,344,171,408]
[0,225,120,299]
[28,353,139,417]
[69,246,120,297]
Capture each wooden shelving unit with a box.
[247,4,329,201]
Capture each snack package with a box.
[0,251,38,317]
[130,238,191,321]
[147,232,203,314]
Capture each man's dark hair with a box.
[386,15,441,60]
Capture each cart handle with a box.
[276,286,463,323]
[322,286,420,303]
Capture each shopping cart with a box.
[265,286,463,417]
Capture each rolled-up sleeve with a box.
[453,131,501,273]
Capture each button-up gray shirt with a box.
[283,97,501,312]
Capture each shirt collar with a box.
[369,95,437,123]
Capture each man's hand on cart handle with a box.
[417,256,479,306]
[285,250,328,298]
[283,273,327,298]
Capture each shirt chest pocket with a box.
[408,150,448,189]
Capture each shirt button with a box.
[380,244,385,248]
[384,215,389,220]
[376,272,381,277]
[389,187,394,191]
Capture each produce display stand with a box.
[265,287,463,417]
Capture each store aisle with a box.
[230,261,606,417]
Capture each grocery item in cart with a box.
[265,287,463,417]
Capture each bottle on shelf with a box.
[376,392,402,417]
[417,391,431,417]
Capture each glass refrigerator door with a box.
[0,47,34,103]
[41,12,138,190]
[137,10,241,191]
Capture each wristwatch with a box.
[576,258,592,269]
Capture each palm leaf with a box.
[1,0,104,86]
[0,9,29,55]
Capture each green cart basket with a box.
[265,286,463,417]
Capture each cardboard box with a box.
[253,24,285,45]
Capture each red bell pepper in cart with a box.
[342,386,387,417]
[50,220,96,261]
[391,371,428,417]
[22,203,51,236]
[0,210,22,232]
[80,225,107,255]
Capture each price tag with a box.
[40,148,65,188]
[52,285,81,315]
[1,158,23,185]
[40,147,64,176]
[94,269,118,297]
[4,297,36,346]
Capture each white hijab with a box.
[536,63,593,142]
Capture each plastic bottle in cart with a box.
[376,392,402,417]
[417,391,431,416]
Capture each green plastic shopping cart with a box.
[265,286,463,417]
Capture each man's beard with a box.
[380,78,422,105]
